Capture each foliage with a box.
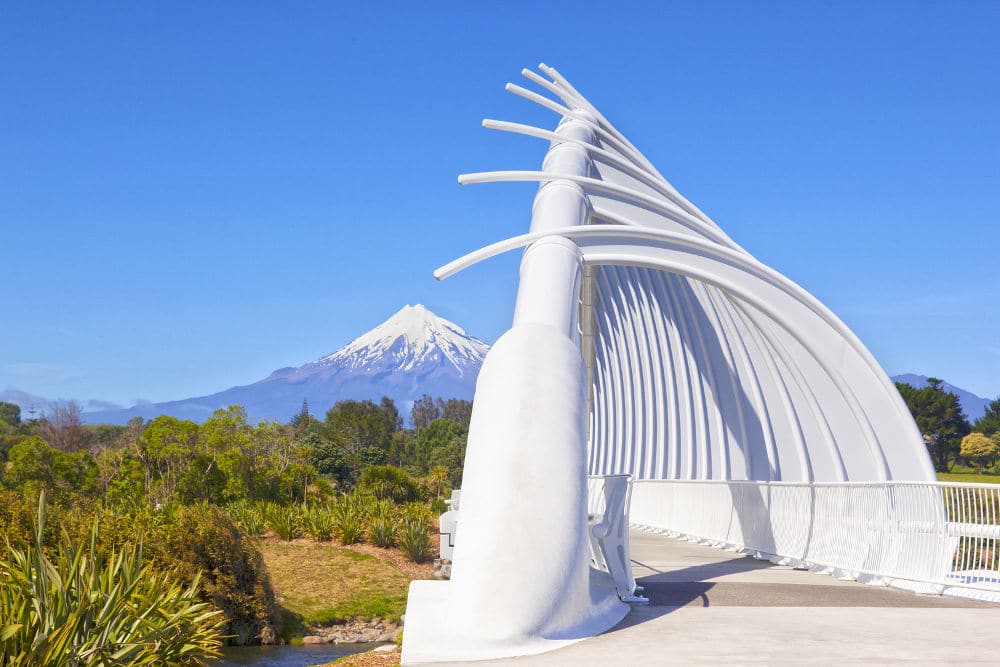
[0,394,468,641]
[5,436,98,496]
[332,495,367,545]
[159,504,278,645]
[227,500,266,536]
[973,398,1000,438]
[398,510,432,564]
[0,493,224,666]
[358,465,422,503]
[896,379,971,472]
[304,504,335,542]
[410,396,473,431]
[367,499,398,548]
[0,401,21,426]
[324,398,401,456]
[265,503,303,542]
[960,432,999,473]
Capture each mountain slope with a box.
[84,305,490,424]
[891,373,991,421]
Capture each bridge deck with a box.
[438,529,1000,665]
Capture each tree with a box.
[35,401,90,452]
[973,398,1000,437]
[960,432,998,473]
[309,433,353,488]
[410,396,473,431]
[289,399,316,436]
[410,418,468,482]
[6,435,98,494]
[357,465,421,502]
[410,395,440,431]
[896,379,971,472]
[324,398,399,455]
[138,415,199,501]
[0,401,21,426]
[440,399,473,430]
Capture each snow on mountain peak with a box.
[316,304,490,375]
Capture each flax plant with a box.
[0,492,224,666]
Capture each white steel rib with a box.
[401,64,945,666]
[444,67,933,484]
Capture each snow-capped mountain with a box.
[83,305,490,424]
[274,304,488,380]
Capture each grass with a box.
[259,539,412,640]
[937,470,1000,484]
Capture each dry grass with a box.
[341,542,435,581]
[259,537,433,636]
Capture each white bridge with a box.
[401,65,1000,664]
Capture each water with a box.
[214,643,376,667]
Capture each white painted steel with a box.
[586,475,646,603]
[403,63,955,664]
[401,73,627,666]
[630,480,1000,602]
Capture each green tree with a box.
[137,415,199,500]
[6,436,98,494]
[410,395,440,431]
[324,398,400,456]
[440,399,473,430]
[896,379,971,472]
[358,465,422,502]
[960,432,999,473]
[972,398,1000,437]
[0,401,21,426]
[309,433,353,487]
[410,418,467,482]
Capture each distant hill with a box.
[0,388,123,417]
[891,373,992,421]
[83,304,490,425]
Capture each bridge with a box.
[401,65,1000,664]
[435,528,1000,665]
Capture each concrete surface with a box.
[428,529,1000,665]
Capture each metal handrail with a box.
[629,479,1000,602]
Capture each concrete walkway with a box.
[439,529,1000,665]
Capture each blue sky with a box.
[2,2,998,407]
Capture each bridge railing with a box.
[629,479,1000,602]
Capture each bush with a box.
[357,465,422,503]
[0,493,224,665]
[399,508,432,563]
[367,499,398,548]
[265,503,302,541]
[227,499,266,536]
[161,504,279,645]
[304,504,334,541]
[332,494,367,545]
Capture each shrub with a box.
[304,504,334,541]
[227,500,266,536]
[265,504,302,541]
[161,504,279,645]
[332,494,367,545]
[368,499,398,548]
[0,493,225,665]
[399,510,431,563]
[357,465,422,503]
